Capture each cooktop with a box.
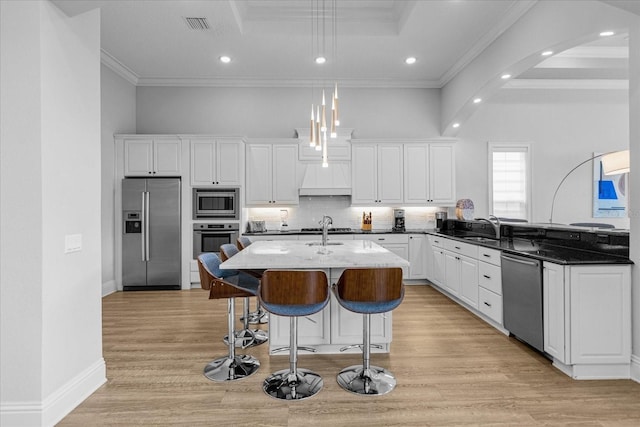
[300,227,353,233]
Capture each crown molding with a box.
[504,78,628,90]
[100,50,139,85]
[555,46,628,59]
[438,0,538,87]
[135,76,441,89]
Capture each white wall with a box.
[0,1,106,425]
[136,86,441,139]
[101,65,136,296]
[455,95,629,227]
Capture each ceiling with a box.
[51,0,634,89]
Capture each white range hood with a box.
[299,163,351,196]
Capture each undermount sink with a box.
[305,242,344,246]
[462,236,498,243]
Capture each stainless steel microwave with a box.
[193,188,240,219]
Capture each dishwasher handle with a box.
[501,253,540,267]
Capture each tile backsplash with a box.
[245,196,446,232]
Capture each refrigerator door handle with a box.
[141,192,146,261]
[145,191,150,261]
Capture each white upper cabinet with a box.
[428,143,456,205]
[351,142,403,205]
[190,138,242,186]
[404,142,456,206]
[245,142,298,206]
[124,138,181,176]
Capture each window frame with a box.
[487,142,532,221]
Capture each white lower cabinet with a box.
[442,240,478,308]
[360,234,409,277]
[267,308,331,347]
[543,262,632,379]
[477,247,502,325]
[408,234,428,279]
[427,235,501,330]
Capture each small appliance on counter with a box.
[392,208,405,232]
[247,220,267,233]
[435,211,447,231]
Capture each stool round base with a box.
[203,355,260,382]
[336,365,397,395]
[263,368,323,400]
[224,329,268,348]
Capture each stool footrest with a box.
[224,328,268,349]
[339,343,383,352]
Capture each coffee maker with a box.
[435,211,447,231]
[392,208,405,232]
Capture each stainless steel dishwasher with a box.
[501,253,544,352]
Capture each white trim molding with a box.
[0,359,106,427]
[102,280,117,297]
[631,354,640,383]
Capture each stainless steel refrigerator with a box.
[122,178,181,290]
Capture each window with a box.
[488,143,531,221]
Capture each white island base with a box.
[220,240,410,355]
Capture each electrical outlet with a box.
[64,234,82,253]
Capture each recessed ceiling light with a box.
[501,73,512,80]
[219,55,231,63]
[452,123,460,128]
[541,50,554,56]
[405,57,417,65]
[600,31,615,37]
[315,56,326,64]
[473,98,482,104]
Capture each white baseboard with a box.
[0,358,106,427]
[102,279,117,297]
[631,354,640,383]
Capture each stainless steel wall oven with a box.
[193,223,240,259]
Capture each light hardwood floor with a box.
[59,285,640,426]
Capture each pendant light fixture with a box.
[309,0,341,167]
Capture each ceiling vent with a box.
[184,17,210,30]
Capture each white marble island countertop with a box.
[220,240,410,271]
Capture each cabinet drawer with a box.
[478,287,503,324]
[478,247,501,266]
[443,238,478,258]
[429,235,444,248]
[360,234,408,244]
[478,262,502,295]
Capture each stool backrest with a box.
[220,243,239,261]
[260,270,329,306]
[336,268,404,303]
[197,253,252,300]
[237,236,253,250]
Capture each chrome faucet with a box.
[475,215,501,239]
[320,215,333,246]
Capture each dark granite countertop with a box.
[429,231,632,265]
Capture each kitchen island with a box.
[220,240,410,354]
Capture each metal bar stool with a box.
[197,253,260,382]
[259,269,330,400]
[236,237,269,325]
[219,244,268,348]
[333,267,404,395]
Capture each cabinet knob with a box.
[483,274,491,279]
[483,301,492,307]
